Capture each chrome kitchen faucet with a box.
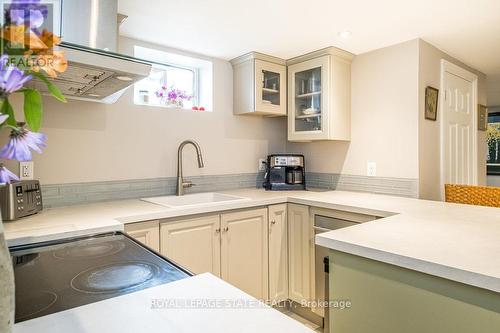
[176,140,205,196]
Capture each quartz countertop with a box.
[13,273,314,333]
[5,188,500,293]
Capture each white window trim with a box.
[133,46,213,111]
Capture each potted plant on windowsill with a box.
[0,1,67,332]
[155,85,193,109]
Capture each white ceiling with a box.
[118,0,500,76]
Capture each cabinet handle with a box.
[223,227,229,232]
[215,228,221,233]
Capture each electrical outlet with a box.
[258,158,267,172]
[367,162,377,177]
[19,161,34,180]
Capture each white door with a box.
[442,62,477,190]
[221,208,269,300]
[160,215,221,276]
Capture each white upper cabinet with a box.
[288,47,353,142]
[231,52,287,116]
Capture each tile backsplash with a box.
[41,172,418,208]
[42,173,265,208]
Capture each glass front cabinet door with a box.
[231,53,287,116]
[289,56,329,140]
[288,49,353,141]
[255,60,286,115]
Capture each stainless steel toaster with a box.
[0,180,43,221]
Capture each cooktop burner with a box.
[53,241,126,260]
[15,290,58,322]
[10,232,191,323]
[71,261,160,294]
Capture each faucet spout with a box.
[176,140,205,196]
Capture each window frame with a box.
[487,111,500,176]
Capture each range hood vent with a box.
[28,0,152,104]
[30,43,151,104]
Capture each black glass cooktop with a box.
[10,232,191,323]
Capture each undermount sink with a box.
[142,192,251,208]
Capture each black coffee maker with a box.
[263,154,306,191]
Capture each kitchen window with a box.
[487,110,500,175]
[133,46,213,111]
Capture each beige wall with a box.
[6,37,488,196]
[418,40,488,200]
[487,74,500,106]
[288,39,420,179]
[9,37,287,185]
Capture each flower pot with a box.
[0,221,14,333]
[167,100,184,109]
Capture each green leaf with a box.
[31,72,66,103]
[0,98,17,127]
[24,89,43,132]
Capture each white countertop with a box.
[13,273,314,333]
[5,188,500,293]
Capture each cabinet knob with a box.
[223,227,229,232]
[215,228,221,233]
[271,220,276,225]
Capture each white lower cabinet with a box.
[288,204,314,304]
[159,208,270,300]
[130,204,316,308]
[124,220,160,252]
[268,204,289,303]
[221,208,269,300]
[160,215,221,277]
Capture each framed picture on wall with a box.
[478,105,488,131]
[425,86,439,121]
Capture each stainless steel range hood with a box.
[29,0,152,104]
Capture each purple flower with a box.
[0,55,32,97]
[5,0,48,29]
[167,90,178,100]
[0,164,19,184]
[0,128,47,161]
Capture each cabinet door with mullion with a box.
[255,59,287,116]
[288,55,330,141]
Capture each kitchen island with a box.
[313,193,500,333]
[13,273,314,333]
